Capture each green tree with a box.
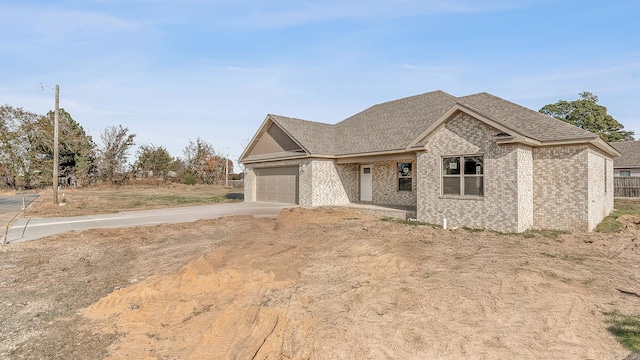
[539,92,635,142]
[97,125,136,182]
[0,105,41,188]
[42,109,96,187]
[0,106,96,189]
[134,144,175,180]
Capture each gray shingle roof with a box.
[269,114,336,154]
[333,90,459,155]
[246,90,608,161]
[459,92,598,142]
[609,141,640,167]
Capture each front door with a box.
[360,165,372,202]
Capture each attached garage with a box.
[255,166,299,204]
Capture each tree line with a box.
[0,105,235,189]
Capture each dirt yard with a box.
[1,206,639,359]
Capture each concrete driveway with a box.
[4,202,295,243]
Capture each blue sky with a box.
[1,0,639,169]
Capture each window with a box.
[442,156,484,196]
[620,170,631,177]
[398,162,412,191]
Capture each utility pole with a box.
[53,85,59,205]
[225,156,229,187]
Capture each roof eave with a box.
[238,115,273,162]
[495,136,540,146]
[335,148,416,158]
[588,137,621,157]
[498,136,621,157]
[241,153,335,165]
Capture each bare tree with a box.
[97,125,136,182]
[183,138,216,184]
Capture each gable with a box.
[422,112,504,154]
[408,105,519,149]
[246,122,304,158]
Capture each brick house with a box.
[239,91,619,232]
[609,141,640,177]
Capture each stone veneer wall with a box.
[416,113,529,233]
[532,146,589,231]
[371,160,417,206]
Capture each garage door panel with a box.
[255,166,299,204]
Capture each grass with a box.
[386,219,569,239]
[604,311,640,352]
[520,229,570,239]
[120,194,229,207]
[462,226,569,239]
[381,217,441,228]
[25,184,244,217]
[596,199,640,233]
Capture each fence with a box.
[614,177,640,197]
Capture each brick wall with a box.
[335,163,359,202]
[532,146,589,231]
[516,146,534,232]
[309,160,352,206]
[416,113,530,233]
[370,160,417,206]
[587,149,614,230]
[243,167,256,202]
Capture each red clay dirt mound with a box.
[82,207,638,359]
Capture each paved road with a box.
[0,194,39,215]
[4,202,295,243]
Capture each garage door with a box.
[255,166,299,204]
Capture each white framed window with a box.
[398,162,412,191]
[620,170,631,177]
[442,155,484,196]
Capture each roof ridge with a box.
[269,114,333,127]
[366,89,458,109]
[336,90,458,127]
